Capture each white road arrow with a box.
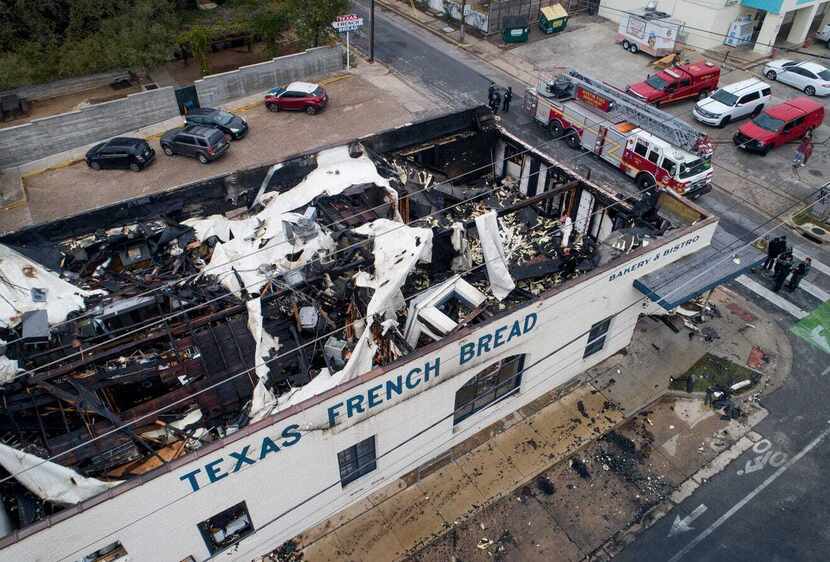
[668,504,708,538]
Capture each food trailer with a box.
[616,8,682,57]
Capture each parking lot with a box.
[509,17,830,219]
[4,62,436,233]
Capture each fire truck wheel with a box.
[622,40,630,50]
[549,120,564,138]
[628,43,639,54]
[718,116,730,128]
[636,173,655,190]
[565,130,581,149]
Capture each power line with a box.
[55,184,830,562]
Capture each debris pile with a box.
[0,119,683,532]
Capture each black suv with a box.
[160,126,229,164]
[85,138,155,172]
[185,107,248,140]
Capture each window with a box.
[197,138,207,147]
[454,354,525,425]
[584,317,612,358]
[761,88,771,97]
[197,502,254,555]
[647,149,660,164]
[79,541,128,562]
[738,92,759,104]
[633,140,648,157]
[661,157,677,176]
[338,436,377,487]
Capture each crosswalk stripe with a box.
[793,249,830,278]
[800,280,830,302]
[735,275,808,319]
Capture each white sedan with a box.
[763,59,830,96]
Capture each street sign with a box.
[331,14,364,71]
[332,14,364,33]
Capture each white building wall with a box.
[599,0,752,51]
[0,216,718,562]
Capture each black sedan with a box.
[185,107,249,140]
[85,138,155,172]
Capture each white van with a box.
[692,78,771,128]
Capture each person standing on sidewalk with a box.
[787,257,811,292]
[763,236,783,271]
[488,82,495,107]
[502,87,513,113]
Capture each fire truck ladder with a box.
[566,69,707,154]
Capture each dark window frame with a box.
[338,436,377,487]
[197,501,254,555]
[633,140,649,157]
[453,354,525,425]
[584,317,613,358]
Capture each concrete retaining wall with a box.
[0,70,130,102]
[195,46,344,107]
[0,87,179,168]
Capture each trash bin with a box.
[502,15,530,44]
[539,4,569,34]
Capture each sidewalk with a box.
[279,286,790,561]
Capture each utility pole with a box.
[369,0,375,62]
[460,0,466,43]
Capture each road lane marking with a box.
[793,250,830,277]
[800,280,830,303]
[735,275,807,319]
[668,424,830,562]
[668,504,708,537]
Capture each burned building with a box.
[0,108,759,561]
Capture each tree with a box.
[250,4,290,58]
[177,26,213,77]
[287,0,348,48]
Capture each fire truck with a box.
[523,70,713,199]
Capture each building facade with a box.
[600,0,830,54]
[0,110,732,562]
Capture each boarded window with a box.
[584,317,613,358]
[197,501,254,555]
[338,436,377,487]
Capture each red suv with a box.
[627,61,720,106]
[265,82,328,115]
[733,97,824,155]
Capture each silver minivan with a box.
[692,78,771,128]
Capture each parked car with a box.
[85,137,155,172]
[184,107,248,140]
[693,78,771,128]
[160,125,229,164]
[626,61,720,106]
[732,96,824,155]
[816,24,830,48]
[763,59,830,96]
[264,82,328,114]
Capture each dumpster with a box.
[502,15,530,43]
[539,5,568,34]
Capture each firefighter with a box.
[772,251,793,293]
[763,236,784,271]
[502,87,513,113]
[491,90,502,115]
[787,257,811,292]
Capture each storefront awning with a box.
[634,225,764,311]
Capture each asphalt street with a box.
[349,2,830,560]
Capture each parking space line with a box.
[735,275,808,319]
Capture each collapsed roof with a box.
[0,108,696,532]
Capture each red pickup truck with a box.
[627,61,721,106]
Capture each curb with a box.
[592,404,769,558]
